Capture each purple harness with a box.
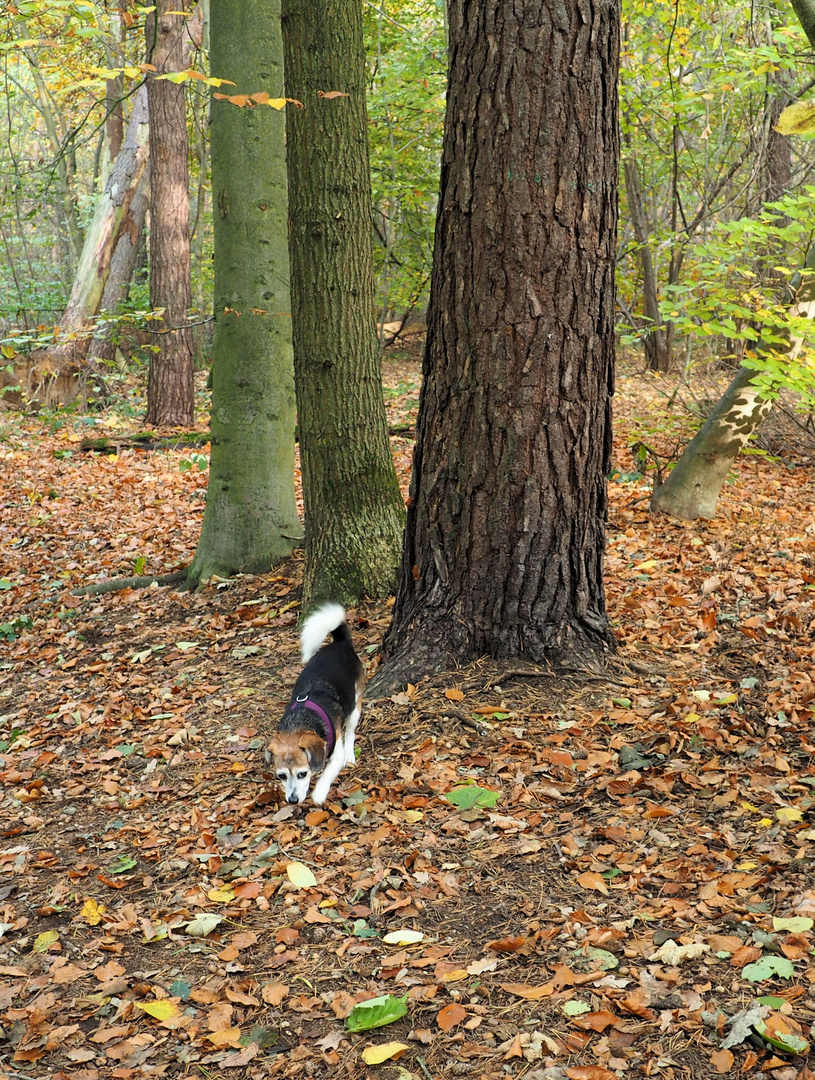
[294,696,337,757]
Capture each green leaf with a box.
[169,978,192,1000]
[741,955,795,982]
[345,994,409,1032]
[351,919,379,938]
[109,854,138,874]
[185,913,224,937]
[753,1017,810,1054]
[562,1000,591,1016]
[444,784,501,809]
[772,916,813,933]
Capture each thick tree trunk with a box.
[145,0,195,427]
[623,156,673,372]
[9,86,150,407]
[184,0,300,587]
[371,0,619,693]
[282,0,406,609]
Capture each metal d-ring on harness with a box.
[294,693,337,757]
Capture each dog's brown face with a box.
[265,732,326,804]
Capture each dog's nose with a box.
[287,795,299,805]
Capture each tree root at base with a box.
[71,570,188,596]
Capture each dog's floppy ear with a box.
[265,735,283,765]
[298,732,326,773]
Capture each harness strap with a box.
[294,696,337,757]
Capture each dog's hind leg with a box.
[343,704,361,766]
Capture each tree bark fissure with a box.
[371,0,619,694]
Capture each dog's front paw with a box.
[311,782,328,806]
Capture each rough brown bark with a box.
[370,0,619,694]
[282,0,406,608]
[145,0,195,427]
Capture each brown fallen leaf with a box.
[500,983,553,1001]
[710,1047,735,1074]
[437,1002,467,1032]
[502,1033,524,1060]
[576,871,609,894]
[570,1010,618,1032]
[565,1067,617,1080]
[261,982,289,1006]
[486,936,528,952]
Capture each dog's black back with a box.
[290,632,363,716]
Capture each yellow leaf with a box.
[775,101,815,135]
[777,807,803,822]
[633,559,658,570]
[382,929,424,946]
[715,693,738,704]
[266,97,287,109]
[207,887,237,903]
[685,712,701,723]
[741,801,761,812]
[404,809,423,823]
[205,1027,243,1046]
[442,968,469,982]
[286,862,317,889]
[361,1042,408,1065]
[136,1000,181,1021]
[81,898,106,926]
[33,930,59,953]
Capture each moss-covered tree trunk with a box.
[282,0,405,609]
[185,0,300,587]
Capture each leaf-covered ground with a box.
[1,354,815,1080]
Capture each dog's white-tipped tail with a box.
[300,602,347,663]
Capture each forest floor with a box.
[1,347,815,1080]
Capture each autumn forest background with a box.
[2,2,815,1080]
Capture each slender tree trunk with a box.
[185,0,300,587]
[12,86,150,406]
[371,0,619,693]
[89,168,151,368]
[623,156,672,372]
[145,0,195,426]
[282,0,405,609]
[651,254,815,519]
[22,38,84,266]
